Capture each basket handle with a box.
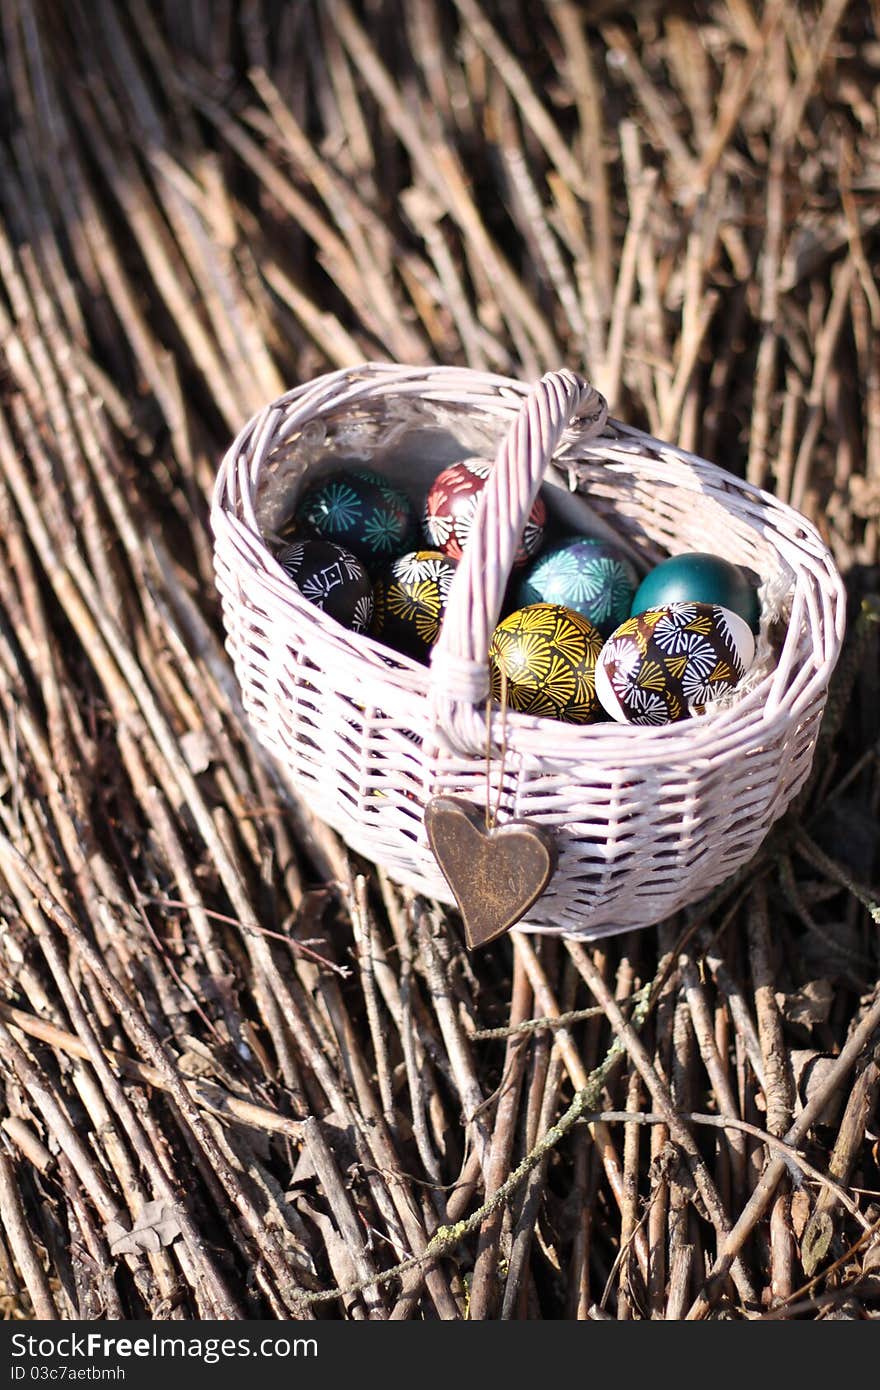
[428,369,608,755]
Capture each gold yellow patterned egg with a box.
[488,604,604,723]
[371,550,458,661]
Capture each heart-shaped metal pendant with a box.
[424,797,556,949]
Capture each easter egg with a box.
[488,604,604,723]
[276,539,373,632]
[631,553,760,633]
[371,550,458,661]
[515,536,638,638]
[298,469,416,573]
[595,603,756,726]
[424,458,546,567]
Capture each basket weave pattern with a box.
[212,365,845,940]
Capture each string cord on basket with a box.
[485,667,509,832]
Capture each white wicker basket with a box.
[211,364,845,941]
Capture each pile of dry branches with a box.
[0,0,878,1320]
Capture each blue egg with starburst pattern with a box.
[297,469,416,575]
[514,537,638,638]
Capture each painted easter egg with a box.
[515,536,638,638]
[631,553,760,633]
[595,603,756,725]
[276,539,373,632]
[298,469,416,573]
[424,457,546,567]
[488,604,604,723]
[371,550,458,661]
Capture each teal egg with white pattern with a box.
[297,469,416,575]
[515,537,638,638]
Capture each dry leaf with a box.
[790,1050,845,1126]
[801,1210,834,1277]
[790,1188,813,1239]
[107,1201,182,1257]
[776,979,834,1031]
[862,1242,880,1275]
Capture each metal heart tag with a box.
[424,797,556,949]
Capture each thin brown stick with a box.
[0,1148,57,1319]
[567,941,760,1308]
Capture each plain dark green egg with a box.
[630,553,760,633]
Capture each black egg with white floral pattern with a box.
[297,469,416,574]
[276,539,374,633]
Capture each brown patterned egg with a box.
[595,603,756,725]
[424,457,546,567]
[488,604,604,723]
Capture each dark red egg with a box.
[423,457,546,568]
